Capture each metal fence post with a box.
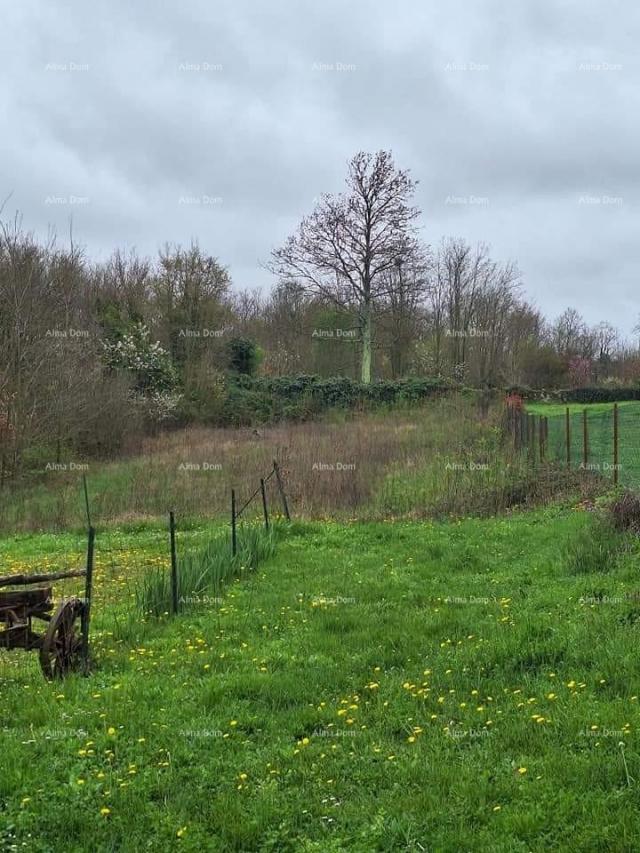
[565,407,571,470]
[613,403,619,485]
[82,525,95,674]
[169,511,179,615]
[260,478,270,531]
[273,460,291,520]
[82,474,92,529]
[231,488,237,556]
[582,409,588,469]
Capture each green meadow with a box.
[3,398,640,851]
[3,502,640,851]
[525,401,640,489]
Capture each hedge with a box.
[187,376,640,428]
[505,385,640,404]
[234,375,456,409]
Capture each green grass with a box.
[136,522,279,617]
[525,401,640,488]
[0,397,543,532]
[3,505,640,851]
[525,401,640,417]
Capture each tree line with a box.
[1,151,639,477]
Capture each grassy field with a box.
[525,401,640,489]
[3,503,640,851]
[525,401,640,418]
[0,397,557,533]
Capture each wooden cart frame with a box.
[0,527,95,680]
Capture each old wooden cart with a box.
[0,528,95,680]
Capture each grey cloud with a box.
[1,0,638,332]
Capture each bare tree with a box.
[424,238,520,381]
[378,247,430,377]
[550,308,590,358]
[270,150,421,383]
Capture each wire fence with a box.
[506,403,640,488]
[231,460,290,556]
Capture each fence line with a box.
[164,461,291,619]
[230,460,291,555]
[506,403,628,486]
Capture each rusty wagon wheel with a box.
[39,597,85,680]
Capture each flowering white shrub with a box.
[102,323,181,421]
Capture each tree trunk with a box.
[360,302,372,384]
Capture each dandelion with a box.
[100,807,111,817]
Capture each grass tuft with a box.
[564,514,630,575]
[136,522,280,617]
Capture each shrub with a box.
[227,337,263,376]
[609,490,640,534]
[560,387,640,404]
[512,386,640,404]
[230,375,455,413]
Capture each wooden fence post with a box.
[539,415,544,462]
[260,478,270,531]
[530,414,536,462]
[613,403,619,485]
[582,409,588,469]
[273,460,291,520]
[169,511,179,615]
[565,407,571,470]
[231,488,237,556]
[82,525,95,674]
[544,416,549,459]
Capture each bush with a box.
[511,386,640,404]
[227,337,263,376]
[232,375,454,411]
[609,490,640,534]
[560,387,640,404]
[220,385,276,426]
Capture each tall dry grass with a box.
[0,395,600,531]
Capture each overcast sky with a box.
[1,0,638,334]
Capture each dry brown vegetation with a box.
[2,398,473,528]
[1,396,602,531]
